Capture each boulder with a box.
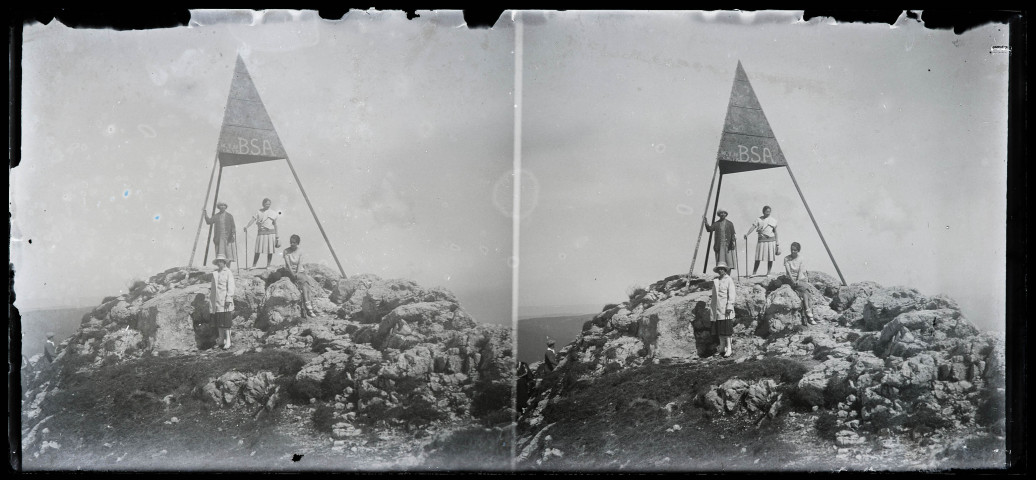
[830,281,882,312]
[744,379,779,413]
[256,278,301,331]
[330,273,381,305]
[883,353,939,390]
[760,285,805,335]
[136,284,211,353]
[807,271,842,297]
[797,357,852,407]
[718,378,750,414]
[862,286,925,331]
[361,279,425,324]
[638,291,709,360]
[601,336,645,369]
[98,328,144,360]
[303,263,342,291]
[607,312,639,336]
[733,282,766,327]
[232,275,267,320]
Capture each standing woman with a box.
[282,234,316,318]
[703,209,737,273]
[244,198,280,269]
[202,201,237,265]
[744,205,779,277]
[710,262,736,357]
[784,242,816,325]
[210,254,236,349]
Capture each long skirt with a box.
[714,245,737,269]
[255,233,277,255]
[755,240,777,261]
[213,236,238,263]
[214,311,233,329]
[711,319,734,336]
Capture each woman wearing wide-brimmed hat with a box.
[210,254,236,349]
[704,209,737,273]
[710,262,736,357]
[202,201,237,265]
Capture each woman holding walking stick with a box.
[703,209,737,274]
[784,242,816,325]
[202,201,237,266]
[744,205,779,277]
[243,198,281,269]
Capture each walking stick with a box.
[235,236,241,274]
[733,239,740,281]
[744,237,750,280]
[244,228,249,271]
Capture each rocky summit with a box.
[21,266,513,471]
[516,272,1005,471]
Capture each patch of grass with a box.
[311,337,333,354]
[312,403,336,433]
[866,408,903,433]
[975,387,1005,428]
[901,406,953,431]
[279,377,322,404]
[422,426,511,471]
[471,381,511,420]
[941,434,1006,468]
[823,375,853,409]
[814,411,840,441]
[47,349,306,423]
[626,285,646,300]
[529,358,811,468]
[792,387,824,410]
[319,366,355,401]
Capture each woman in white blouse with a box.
[784,242,816,325]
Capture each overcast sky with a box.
[13,11,1011,333]
[13,10,516,326]
[516,11,1009,332]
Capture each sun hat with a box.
[214,254,228,264]
[46,332,55,339]
[713,262,730,273]
[717,209,728,215]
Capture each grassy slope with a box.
[23,349,511,471]
[529,357,809,471]
[522,355,1003,472]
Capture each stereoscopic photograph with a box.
[12,9,1018,473]
[514,10,1012,472]
[14,9,516,471]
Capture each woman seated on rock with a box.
[711,262,736,357]
[784,242,816,325]
[281,234,316,318]
[210,254,236,349]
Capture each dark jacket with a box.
[544,348,558,372]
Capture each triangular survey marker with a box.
[715,61,788,174]
[216,55,288,167]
